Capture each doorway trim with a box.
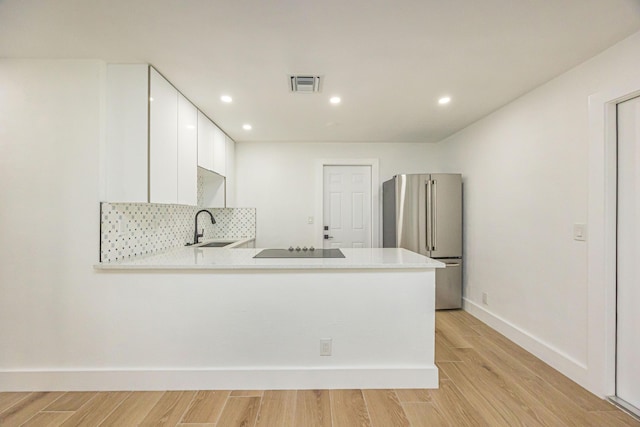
[588,79,640,397]
[315,159,380,248]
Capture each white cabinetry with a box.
[197,111,234,208]
[104,64,148,202]
[103,63,232,207]
[197,111,215,172]
[225,135,236,207]
[149,68,178,204]
[104,64,198,205]
[197,112,227,177]
[213,127,226,176]
[177,94,198,205]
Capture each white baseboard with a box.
[0,366,439,391]
[463,298,589,389]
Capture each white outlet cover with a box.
[320,338,332,356]
[573,223,587,241]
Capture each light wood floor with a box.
[1,310,638,426]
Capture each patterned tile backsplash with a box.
[100,204,256,262]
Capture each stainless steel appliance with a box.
[383,174,462,309]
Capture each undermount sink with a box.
[198,241,235,248]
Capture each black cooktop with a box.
[254,248,345,259]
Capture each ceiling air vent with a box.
[289,75,321,93]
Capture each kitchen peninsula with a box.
[90,247,443,391]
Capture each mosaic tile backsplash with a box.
[100,205,256,262]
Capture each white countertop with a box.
[95,243,445,270]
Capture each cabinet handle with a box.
[432,179,437,251]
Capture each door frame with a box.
[588,79,640,398]
[315,159,379,248]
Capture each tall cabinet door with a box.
[177,93,198,205]
[429,174,462,258]
[225,135,235,207]
[149,68,178,204]
[104,64,149,202]
[616,95,640,412]
[212,127,227,176]
[197,111,215,172]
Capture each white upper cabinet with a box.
[104,63,230,206]
[149,68,179,204]
[104,64,149,202]
[225,135,236,207]
[177,94,198,205]
[213,126,226,176]
[197,111,215,172]
[197,112,226,176]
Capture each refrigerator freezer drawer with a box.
[435,259,462,310]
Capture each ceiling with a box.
[1,0,640,143]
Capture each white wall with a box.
[236,142,441,247]
[0,60,104,367]
[437,30,640,391]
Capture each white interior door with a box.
[323,165,372,248]
[616,95,640,412]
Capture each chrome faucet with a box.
[193,209,216,245]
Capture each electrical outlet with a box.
[482,292,488,305]
[308,216,314,224]
[320,338,332,356]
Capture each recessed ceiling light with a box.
[438,96,451,105]
[242,124,252,130]
[330,96,341,104]
[221,95,233,103]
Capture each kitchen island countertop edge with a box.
[94,247,445,270]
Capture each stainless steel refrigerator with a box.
[383,174,462,309]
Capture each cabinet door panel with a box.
[104,64,149,202]
[177,94,198,205]
[213,126,226,176]
[149,68,178,204]
[225,135,235,207]
[197,111,215,171]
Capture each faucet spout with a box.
[194,209,216,245]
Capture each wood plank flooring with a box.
[1,310,638,427]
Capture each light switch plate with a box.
[573,223,587,241]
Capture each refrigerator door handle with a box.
[426,179,432,252]
[432,179,437,252]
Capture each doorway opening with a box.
[611,95,640,417]
[588,81,640,416]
